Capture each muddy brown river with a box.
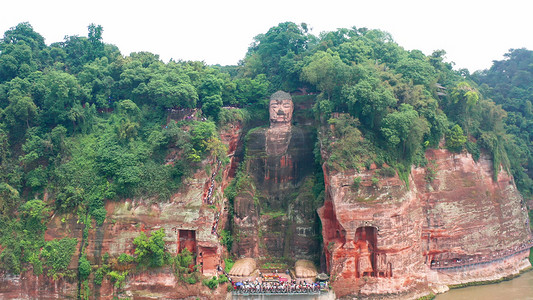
[435,270,533,300]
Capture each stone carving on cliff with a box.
[232,91,318,260]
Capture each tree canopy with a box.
[0,21,532,280]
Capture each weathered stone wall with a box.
[318,164,427,298]
[0,271,78,299]
[0,122,243,299]
[319,148,532,298]
[415,149,532,291]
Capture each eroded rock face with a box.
[416,150,531,286]
[319,148,532,298]
[318,164,427,298]
[0,271,78,299]
[0,121,243,299]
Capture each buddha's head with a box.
[269,91,293,127]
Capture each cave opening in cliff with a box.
[178,229,197,255]
[355,226,377,277]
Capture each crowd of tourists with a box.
[207,159,222,237]
[231,279,324,294]
[211,211,220,237]
[205,160,221,205]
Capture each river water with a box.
[233,271,533,299]
[435,270,533,300]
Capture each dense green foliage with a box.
[242,23,528,191]
[40,237,77,278]
[173,248,200,284]
[0,21,532,290]
[220,229,233,252]
[473,49,533,195]
[0,22,263,277]
[78,255,91,280]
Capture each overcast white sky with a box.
[1,0,532,72]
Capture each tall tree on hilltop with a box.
[243,22,310,91]
[87,23,105,61]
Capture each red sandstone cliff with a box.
[2,116,532,299]
[318,163,428,298]
[417,150,531,289]
[319,148,532,298]
[0,123,243,299]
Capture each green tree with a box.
[77,57,114,108]
[380,104,429,160]
[336,38,373,65]
[145,72,198,109]
[301,50,351,100]
[41,238,78,278]
[189,121,217,154]
[0,22,45,82]
[78,255,91,280]
[245,22,310,90]
[445,124,467,152]
[20,199,49,230]
[343,73,396,129]
[174,248,197,283]
[0,182,19,215]
[395,50,436,86]
[448,81,480,135]
[133,228,166,267]
[41,71,85,127]
[202,94,223,119]
[3,93,37,129]
[1,22,46,53]
[233,74,269,106]
[87,24,105,61]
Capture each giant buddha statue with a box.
[232,91,318,259]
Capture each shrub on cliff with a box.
[324,114,379,172]
[173,248,200,284]
[93,265,109,285]
[203,276,219,289]
[41,237,78,279]
[108,270,128,288]
[217,108,250,127]
[217,273,229,284]
[133,228,167,268]
[78,255,91,280]
[220,229,233,252]
[224,258,235,273]
[445,124,467,152]
[117,253,135,264]
[353,177,362,189]
[0,247,21,274]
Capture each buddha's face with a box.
[269,99,293,125]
